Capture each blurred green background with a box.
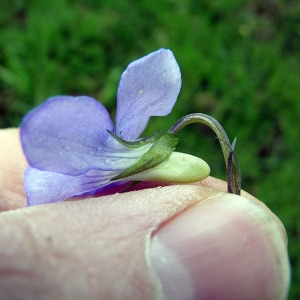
[0,0,299,297]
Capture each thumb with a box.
[0,184,290,299]
[150,190,290,300]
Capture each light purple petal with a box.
[21,96,119,175]
[25,167,122,205]
[25,137,151,205]
[116,48,181,140]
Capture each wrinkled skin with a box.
[0,129,290,300]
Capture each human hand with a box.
[0,129,290,299]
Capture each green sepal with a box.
[107,129,165,148]
[111,131,178,180]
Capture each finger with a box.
[0,185,290,299]
[0,129,27,210]
[151,190,290,300]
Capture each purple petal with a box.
[24,137,151,205]
[116,48,181,140]
[24,167,121,205]
[21,96,117,175]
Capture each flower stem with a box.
[169,113,242,195]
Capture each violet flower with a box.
[21,49,210,206]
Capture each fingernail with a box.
[150,194,290,300]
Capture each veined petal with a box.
[25,139,152,205]
[21,96,124,175]
[24,167,121,205]
[116,49,181,140]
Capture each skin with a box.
[0,129,290,299]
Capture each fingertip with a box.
[150,192,290,300]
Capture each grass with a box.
[1,0,299,297]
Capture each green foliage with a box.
[1,0,299,297]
